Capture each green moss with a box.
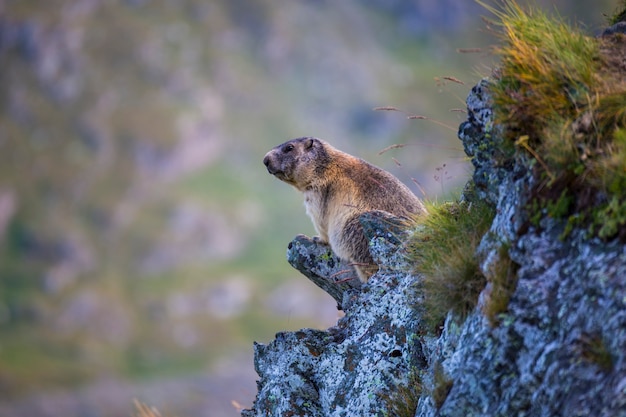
[407,195,495,332]
[482,244,519,326]
[546,189,575,220]
[319,251,333,262]
[483,0,626,240]
[594,195,626,239]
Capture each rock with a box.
[418,81,626,417]
[421,230,626,417]
[243,212,425,417]
[286,234,360,308]
[602,21,626,36]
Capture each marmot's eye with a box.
[283,144,294,153]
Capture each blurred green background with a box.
[0,1,615,416]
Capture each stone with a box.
[243,212,425,417]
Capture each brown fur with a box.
[263,137,426,283]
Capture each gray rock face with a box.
[424,79,626,417]
[243,214,425,417]
[423,226,626,417]
[243,79,626,417]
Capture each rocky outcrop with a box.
[243,213,425,416]
[426,78,626,417]
[243,78,626,417]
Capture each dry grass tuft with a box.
[481,0,626,240]
[383,372,423,417]
[407,197,495,332]
[133,400,172,417]
[432,361,453,410]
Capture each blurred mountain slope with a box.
[0,1,615,416]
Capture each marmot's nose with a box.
[263,154,277,174]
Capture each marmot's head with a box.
[263,137,330,190]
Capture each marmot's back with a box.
[263,137,426,282]
[339,156,425,217]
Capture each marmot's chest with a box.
[303,186,357,245]
[303,190,328,241]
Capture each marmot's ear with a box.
[304,137,316,149]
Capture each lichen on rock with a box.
[242,212,426,417]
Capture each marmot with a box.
[263,137,426,283]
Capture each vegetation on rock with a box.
[485,0,626,240]
[387,2,626,414]
[406,195,495,332]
